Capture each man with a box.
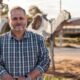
[0,6,50,80]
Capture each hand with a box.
[18,76,25,80]
[2,74,13,80]
[28,69,41,80]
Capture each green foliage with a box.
[43,74,74,80]
[44,75,58,80]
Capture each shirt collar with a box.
[8,30,30,40]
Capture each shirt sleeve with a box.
[35,36,50,74]
[0,37,8,77]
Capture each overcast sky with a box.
[3,0,80,19]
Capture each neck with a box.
[12,30,25,40]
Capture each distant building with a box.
[62,18,80,37]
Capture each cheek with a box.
[9,21,16,27]
[11,21,16,25]
[23,20,27,25]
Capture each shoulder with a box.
[0,31,10,39]
[0,29,10,46]
[26,31,44,40]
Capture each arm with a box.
[0,37,7,77]
[0,37,13,80]
[28,36,50,80]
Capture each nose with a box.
[13,17,22,23]
[17,18,21,23]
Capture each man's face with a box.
[9,9,27,31]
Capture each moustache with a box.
[15,24,22,26]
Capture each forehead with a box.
[11,9,26,17]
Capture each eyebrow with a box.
[12,17,25,20]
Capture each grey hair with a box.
[8,6,26,18]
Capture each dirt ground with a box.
[47,45,80,79]
[47,58,80,79]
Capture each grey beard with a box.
[10,25,27,31]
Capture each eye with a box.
[12,17,17,20]
[12,17,24,20]
[19,17,24,20]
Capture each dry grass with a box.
[47,59,80,79]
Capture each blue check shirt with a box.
[0,31,50,80]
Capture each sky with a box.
[3,0,80,19]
